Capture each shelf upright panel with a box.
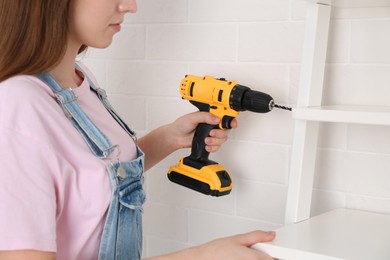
[285,1,331,224]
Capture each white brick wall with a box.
[83,0,390,257]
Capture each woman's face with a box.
[68,0,137,49]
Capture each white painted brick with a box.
[106,94,146,131]
[212,140,289,184]
[239,22,305,62]
[188,210,281,245]
[347,124,390,154]
[233,111,294,145]
[323,65,390,106]
[346,195,390,215]
[105,61,188,96]
[145,166,237,215]
[332,7,390,19]
[235,180,287,223]
[291,0,308,20]
[126,0,187,24]
[147,24,237,61]
[318,122,348,150]
[143,202,188,241]
[314,149,390,198]
[327,21,350,63]
[79,59,107,89]
[189,0,289,22]
[351,20,390,63]
[86,25,145,60]
[289,65,300,104]
[310,189,346,217]
[295,4,390,21]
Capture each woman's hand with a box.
[145,230,276,260]
[171,111,238,152]
[194,230,276,260]
[139,111,237,171]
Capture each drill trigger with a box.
[221,115,235,129]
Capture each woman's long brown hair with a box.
[0,0,86,82]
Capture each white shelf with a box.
[253,209,390,260]
[293,105,390,126]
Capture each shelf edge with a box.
[292,106,390,125]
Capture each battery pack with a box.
[167,157,233,197]
[168,170,231,196]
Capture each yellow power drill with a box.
[167,75,291,196]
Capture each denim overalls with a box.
[37,66,146,260]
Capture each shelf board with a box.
[304,0,390,7]
[292,105,390,125]
[252,209,390,260]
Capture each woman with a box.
[0,0,275,259]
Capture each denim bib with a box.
[37,67,145,260]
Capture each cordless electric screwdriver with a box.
[167,75,291,197]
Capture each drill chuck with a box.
[230,84,274,113]
[230,84,291,113]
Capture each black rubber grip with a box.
[189,123,218,162]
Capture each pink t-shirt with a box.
[0,65,137,259]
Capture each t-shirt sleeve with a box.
[0,128,57,252]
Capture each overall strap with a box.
[37,72,115,159]
[74,64,137,141]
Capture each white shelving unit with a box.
[252,208,390,260]
[254,0,390,259]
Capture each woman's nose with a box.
[118,0,137,13]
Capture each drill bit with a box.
[274,104,292,111]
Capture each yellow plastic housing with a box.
[180,75,240,128]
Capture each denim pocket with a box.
[119,180,146,210]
